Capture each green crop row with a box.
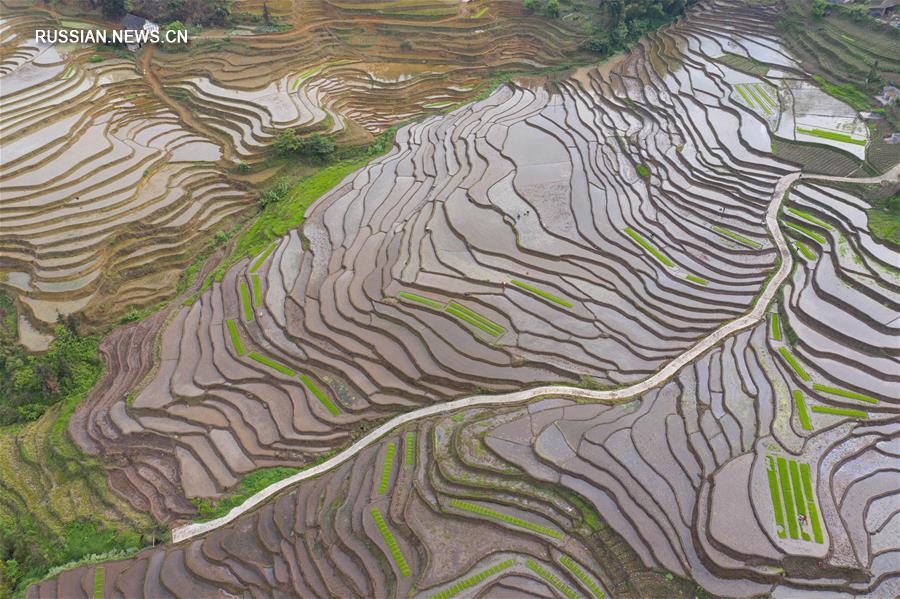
[777,347,810,381]
[784,221,826,245]
[795,242,816,261]
[398,291,444,310]
[753,83,776,107]
[685,274,708,285]
[810,405,867,419]
[559,555,605,598]
[623,227,675,267]
[250,242,277,273]
[370,507,410,576]
[472,6,489,18]
[253,275,262,305]
[430,559,515,599]
[525,559,580,599]
[240,281,253,321]
[225,319,245,356]
[405,432,415,465]
[812,383,878,404]
[796,126,866,146]
[510,279,573,308]
[786,207,832,230]
[248,353,295,376]
[445,302,504,337]
[299,374,341,416]
[766,454,825,544]
[771,313,782,341]
[93,566,104,599]
[448,499,563,539]
[712,225,762,249]
[378,443,396,494]
[793,390,812,431]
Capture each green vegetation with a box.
[430,559,515,599]
[812,383,879,404]
[636,163,651,178]
[685,274,708,285]
[786,207,832,230]
[765,456,787,539]
[405,432,416,465]
[93,566,104,599]
[445,303,505,337]
[776,456,799,539]
[299,374,341,416]
[771,313,782,341]
[713,226,762,249]
[370,507,410,576]
[398,291,444,310]
[273,131,337,159]
[576,0,698,57]
[258,178,293,209]
[252,275,262,305]
[735,83,754,107]
[784,221,826,245]
[87,55,104,63]
[623,227,675,267]
[753,83,776,106]
[250,243,277,273]
[795,241,816,261]
[510,279,573,308]
[240,281,253,321]
[0,294,101,425]
[225,319,245,356]
[810,405,868,419]
[867,208,900,245]
[525,559,580,599]
[378,443,396,494]
[765,454,825,545]
[810,75,871,112]
[796,126,866,146]
[559,554,606,598]
[248,352,296,376]
[793,390,812,431]
[448,499,563,539]
[799,462,824,543]
[472,6,489,18]
[192,467,300,521]
[777,347,811,381]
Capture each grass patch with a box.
[811,75,871,112]
[225,319,245,356]
[810,405,868,419]
[777,347,811,381]
[559,554,605,598]
[623,227,675,267]
[510,280,573,308]
[445,302,504,337]
[370,507,410,576]
[299,374,341,416]
[378,442,396,494]
[430,559,515,599]
[786,207,832,230]
[712,226,762,249]
[771,313,782,341]
[793,390,812,431]
[685,274,708,285]
[784,221,826,245]
[796,126,866,146]
[240,281,253,321]
[250,243,277,273]
[248,353,295,376]
[192,466,300,521]
[812,383,879,404]
[448,499,562,539]
[398,291,444,310]
[525,560,580,599]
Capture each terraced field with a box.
[13,0,900,597]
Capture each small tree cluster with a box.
[272,130,336,159]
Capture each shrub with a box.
[258,178,293,208]
[272,130,336,159]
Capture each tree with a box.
[523,0,539,13]
[546,0,560,17]
[272,130,336,159]
[811,0,827,19]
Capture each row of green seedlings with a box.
[783,204,832,262]
[370,507,411,577]
[623,227,709,286]
[770,313,876,430]
[377,433,416,495]
[795,126,866,146]
[397,291,506,339]
[734,82,776,116]
[224,318,342,416]
[447,498,563,539]
[764,454,824,543]
[431,555,605,599]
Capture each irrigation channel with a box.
[173,165,899,543]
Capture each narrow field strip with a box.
[250,242,278,273]
[812,383,879,404]
[735,84,755,108]
[398,291,444,310]
[472,6,489,17]
[559,555,605,598]
[771,313,782,341]
[793,390,812,430]
[788,459,811,541]
[430,559,514,599]
[799,463,825,543]
[766,455,824,543]
[448,499,563,539]
[225,319,245,356]
[370,507,410,576]
[525,560,580,599]
[685,274,708,285]
[795,242,816,260]
[784,221,826,245]
[252,275,262,306]
[777,347,811,381]
[712,225,762,249]
[744,83,772,115]
[796,126,866,146]
[786,207,832,230]
[776,457,799,539]
[93,567,104,599]
[378,442,395,494]
[753,83,776,107]
[445,302,505,337]
[623,227,675,267]
[765,457,787,539]
[248,353,295,376]
[299,374,341,416]
[510,279,573,308]
[240,282,253,321]
[405,432,415,465]
[810,405,868,419]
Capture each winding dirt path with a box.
[172,166,898,543]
